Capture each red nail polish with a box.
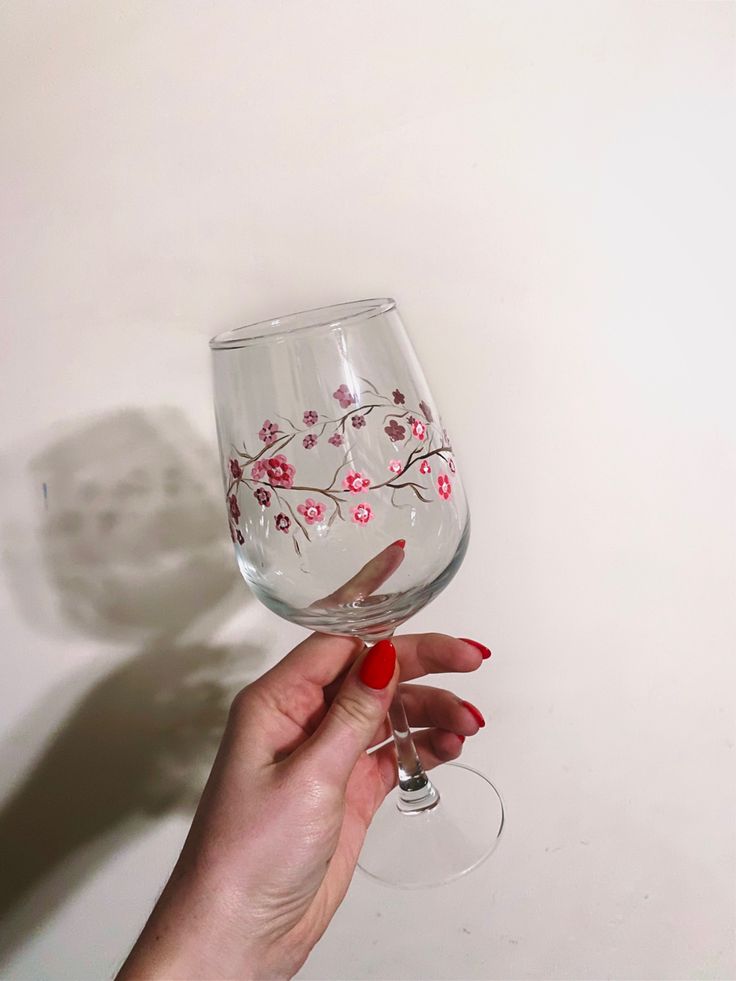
[392,539,406,549]
[459,638,492,660]
[360,639,396,690]
[460,700,486,728]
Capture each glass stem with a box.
[366,636,440,814]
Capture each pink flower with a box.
[251,460,267,481]
[411,419,427,441]
[254,487,271,507]
[236,530,245,545]
[419,460,431,475]
[259,419,280,445]
[419,400,433,422]
[328,432,344,447]
[303,410,318,427]
[351,414,366,429]
[351,502,373,525]
[297,498,326,525]
[343,470,371,494]
[303,434,318,449]
[333,384,355,409]
[384,419,406,442]
[392,389,405,405]
[229,459,243,480]
[265,454,295,489]
[388,459,403,475]
[437,474,452,500]
[228,494,240,523]
[449,458,456,473]
[275,513,290,533]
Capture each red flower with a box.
[229,459,243,480]
[351,414,366,429]
[411,419,427,441]
[303,410,318,427]
[254,487,271,507]
[343,470,371,493]
[388,459,403,474]
[333,384,355,409]
[419,460,431,474]
[384,419,406,442]
[303,434,318,449]
[251,460,267,481]
[437,474,452,500]
[392,389,405,405]
[259,419,280,445]
[236,530,245,545]
[297,498,326,525]
[328,432,344,447]
[228,494,241,523]
[351,502,373,525]
[264,454,295,488]
[275,513,290,533]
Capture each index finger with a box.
[394,633,487,681]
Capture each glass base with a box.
[358,763,504,888]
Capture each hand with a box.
[118,629,490,979]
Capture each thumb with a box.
[303,639,399,787]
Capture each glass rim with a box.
[209,297,397,351]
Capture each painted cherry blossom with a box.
[303,410,318,427]
[259,419,280,445]
[275,513,291,532]
[265,454,295,488]
[437,474,452,500]
[229,459,243,480]
[449,458,456,473]
[343,470,371,493]
[303,434,318,449]
[392,389,405,405]
[297,498,326,525]
[388,459,403,475]
[228,494,240,523]
[251,460,267,481]
[236,530,245,545]
[384,419,406,442]
[351,414,366,429]
[419,400,433,422]
[254,487,271,507]
[411,419,427,441]
[333,384,355,409]
[328,432,344,447]
[419,460,431,474]
[351,502,373,525]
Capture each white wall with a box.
[1,2,734,978]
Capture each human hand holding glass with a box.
[211,299,503,886]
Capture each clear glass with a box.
[211,298,503,886]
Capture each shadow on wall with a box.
[0,408,264,965]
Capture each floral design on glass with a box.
[224,378,456,548]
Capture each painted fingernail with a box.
[359,639,396,690]
[459,638,492,660]
[392,539,406,549]
[460,700,486,728]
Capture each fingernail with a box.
[392,539,406,549]
[460,700,486,728]
[459,638,492,660]
[360,639,396,690]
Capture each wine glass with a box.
[210,298,503,887]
